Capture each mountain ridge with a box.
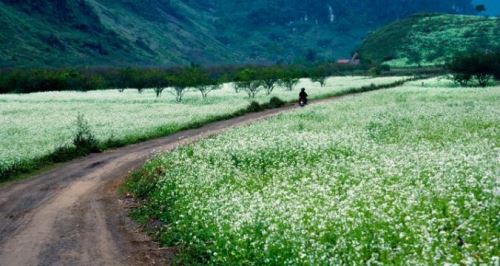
[0,0,477,68]
[358,13,500,66]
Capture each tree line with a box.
[447,52,500,87]
[0,63,368,100]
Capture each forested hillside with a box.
[0,0,476,67]
[358,14,500,66]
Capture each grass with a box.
[125,78,500,265]
[0,76,407,182]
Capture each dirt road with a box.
[0,91,369,265]
[0,101,308,265]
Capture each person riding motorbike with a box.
[299,88,308,106]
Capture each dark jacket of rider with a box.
[299,90,308,100]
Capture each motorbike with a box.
[299,97,307,107]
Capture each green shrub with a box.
[447,52,500,87]
[368,66,382,77]
[49,146,79,163]
[246,101,263,112]
[268,97,286,108]
[380,64,391,71]
[73,113,99,154]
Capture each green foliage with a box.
[447,52,500,87]
[0,62,377,95]
[267,97,286,108]
[73,113,99,154]
[0,1,475,68]
[259,67,280,95]
[0,69,106,93]
[165,68,200,102]
[144,69,170,97]
[368,67,382,77]
[475,4,486,12]
[305,49,318,62]
[235,68,264,98]
[359,14,500,67]
[278,68,301,91]
[368,65,390,77]
[310,65,330,87]
[246,101,263,112]
[188,67,222,99]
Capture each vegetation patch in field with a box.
[0,76,407,182]
[126,81,499,264]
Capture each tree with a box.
[279,77,299,91]
[305,49,317,62]
[145,69,170,97]
[189,67,222,100]
[235,68,263,98]
[310,65,329,87]
[406,48,423,67]
[169,81,188,102]
[447,52,499,87]
[197,83,222,99]
[119,67,146,93]
[475,4,486,13]
[233,82,241,93]
[368,66,382,77]
[259,67,280,95]
[311,76,327,87]
[278,69,300,91]
[167,70,193,102]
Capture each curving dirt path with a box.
[0,95,358,266]
[0,101,310,265]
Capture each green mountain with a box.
[358,14,500,67]
[0,0,477,68]
[0,0,236,67]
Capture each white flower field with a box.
[127,79,499,264]
[0,76,403,180]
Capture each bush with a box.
[246,101,263,112]
[49,146,79,163]
[368,66,382,77]
[447,52,500,87]
[73,113,99,154]
[268,97,286,108]
[380,64,391,72]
